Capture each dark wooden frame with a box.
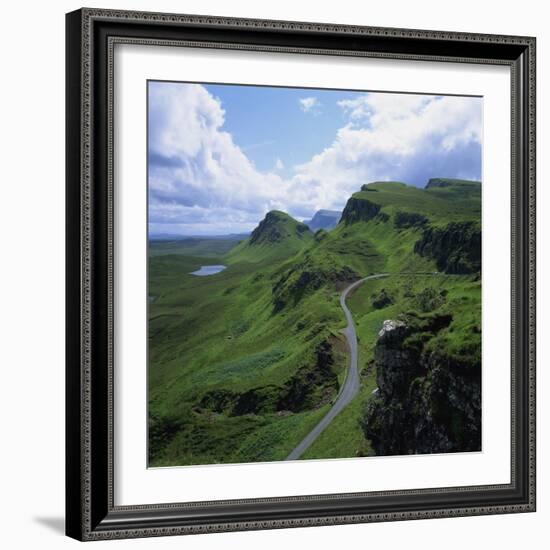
[66,7,536,541]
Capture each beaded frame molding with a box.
[66,7,536,541]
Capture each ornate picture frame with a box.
[66,7,536,541]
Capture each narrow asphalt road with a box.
[285,273,389,461]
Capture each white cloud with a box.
[291,93,482,203]
[337,96,372,120]
[149,83,309,234]
[299,96,321,114]
[149,84,481,235]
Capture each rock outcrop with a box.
[277,340,339,412]
[196,341,339,417]
[340,197,381,225]
[394,211,429,229]
[414,221,481,274]
[271,259,357,313]
[361,313,481,456]
[425,177,481,189]
[371,289,395,309]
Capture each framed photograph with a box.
[66,8,536,541]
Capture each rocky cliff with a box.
[361,313,481,455]
[394,211,429,229]
[339,197,381,225]
[425,177,481,189]
[414,221,481,274]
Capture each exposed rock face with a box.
[414,221,481,274]
[373,319,427,402]
[232,386,280,416]
[425,177,481,189]
[371,289,395,309]
[277,340,339,412]
[394,211,428,229]
[272,260,357,313]
[361,314,481,456]
[196,341,339,416]
[340,197,381,225]
[360,184,379,192]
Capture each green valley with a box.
[148,178,482,466]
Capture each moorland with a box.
[148,178,482,466]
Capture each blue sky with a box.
[202,84,363,177]
[148,81,482,236]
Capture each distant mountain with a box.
[303,210,342,232]
[227,210,313,264]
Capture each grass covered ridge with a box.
[148,179,482,465]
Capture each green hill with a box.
[227,210,314,264]
[148,178,482,466]
[272,179,481,305]
[349,180,481,223]
[320,180,481,273]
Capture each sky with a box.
[148,81,482,236]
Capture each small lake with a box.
[190,265,227,276]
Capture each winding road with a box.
[285,273,389,461]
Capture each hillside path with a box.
[285,273,389,461]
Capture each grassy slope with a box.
[302,273,480,459]
[149,237,244,258]
[226,210,314,265]
[300,182,481,459]
[149,216,347,466]
[358,180,481,224]
[299,180,479,278]
[149,179,481,466]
